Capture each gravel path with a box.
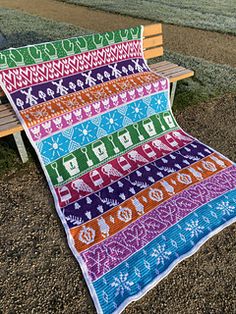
[1,93,235,314]
[0,0,235,67]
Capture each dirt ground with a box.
[0,2,235,312]
[0,0,236,67]
[0,93,235,314]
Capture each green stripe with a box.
[46,111,178,186]
[0,26,141,69]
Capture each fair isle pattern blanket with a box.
[1,26,236,313]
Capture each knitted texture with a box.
[1,26,235,314]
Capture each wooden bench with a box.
[0,23,194,163]
[143,23,194,104]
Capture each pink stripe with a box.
[55,130,192,207]
[0,40,142,93]
[29,79,168,142]
[81,165,236,281]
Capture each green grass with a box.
[0,8,91,174]
[58,0,236,35]
[157,50,236,111]
[0,8,91,49]
[0,8,235,173]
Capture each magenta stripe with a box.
[0,40,142,93]
[81,165,236,281]
[29,79,168,141]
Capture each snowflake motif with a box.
[41,134,68,160]
[216,201,235,216]
[123,224,146,248]
[84,247,108,279]
[151,244,171,265]
[100,110,123,133]
[102,290,109,303]
[126,101,147,122]
[134,267,141,278]
[73,120,98,146]
[110,272,134,297]
[185,219,204,238]
[152,94,167,111]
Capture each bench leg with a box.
[13,132,29,163]
[170,82,177,107]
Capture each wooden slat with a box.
[0,121,23,137]
[0,108,15,118]
[168,70,194,83]
[168,69,193,78]
[157,66,187,76]
[143,35,163,49]
[0,102,24,137]
[150,61,194,83]
[144,47,164,59]
[143,24,162,37]
[149,61,170,69]
[143,24,194,81]
[0,114,18,126]
[0,103,11,111]
[151,63,179,73]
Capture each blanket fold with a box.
[0,25,235,314]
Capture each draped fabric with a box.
[0,26,235,313]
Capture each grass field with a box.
[0,8,90,173]
[157,51,236,110]
[0,7,235,174]
[0,8,91,48]
[58,0,236,34]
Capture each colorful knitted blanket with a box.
[0,26,236,313]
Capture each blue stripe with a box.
[37,91,168,164]
[93,188,236,313]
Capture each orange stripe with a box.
[20,72,160,127]
[70,153,232,253]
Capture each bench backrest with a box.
[143,23,163,60]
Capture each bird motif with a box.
[172,131,192,142]
[127,150,148,163]
[152,139,172,152]
[101,163,122,177]
[72,179,93,193]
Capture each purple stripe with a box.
[1,40,142,93]
[11,59,148,110]
[63,141,212,228]
[81,165,236,281]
